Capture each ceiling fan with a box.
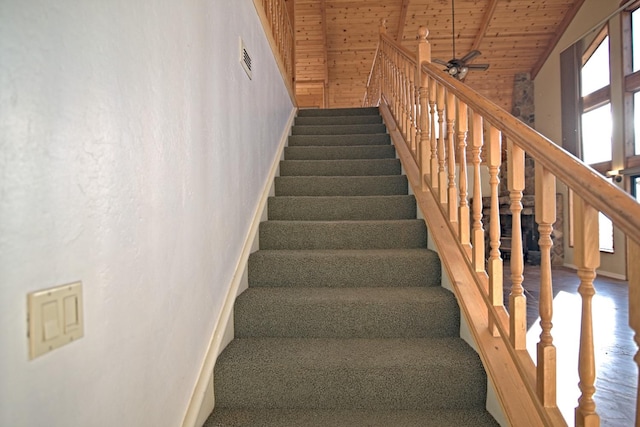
[433,0,490,80]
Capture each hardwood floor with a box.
[503,265,637,426]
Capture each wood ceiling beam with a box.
[396,0,411,42]
[470,0,498,52]
[530,0,586,79]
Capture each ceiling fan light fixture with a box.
[458,66,469,79]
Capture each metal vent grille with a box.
[240,38,252,79]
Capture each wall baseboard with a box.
[563,263,627,281]
[182,107,296,427]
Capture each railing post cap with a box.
[418,26,429,40]
[380,18,388,34]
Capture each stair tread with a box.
[235,286,459,338]
[205,408,499,427]
[292,124,387,135]
[288,133,391,146]
[259,219,427,250]
[214,337,486,410]
[218,337,480,371]
[275,175,408,196]
[248,248,441,288]
[295,115,383,125]
[284,145,395,160]
[297,107,380,116]
[268,195,416,221]
[280,158,401,177]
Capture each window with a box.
[582,35,610,96]
[581,103,612,164]
[580,31,613,166]
[580,28,614,252]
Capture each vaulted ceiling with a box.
[293,0,585,111]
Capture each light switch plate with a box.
[28,281,84,359]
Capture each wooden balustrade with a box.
[254,0,295,101]
[362,25,640,427]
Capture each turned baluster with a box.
[446,90,458,225]
[419,76,429,190]
[487,125,503,336]
[406,60,415,154]
[429,78,438,188]
[437,84,447,204]
[399,55,406,136]
[417,27,431,190]
[411,63,419,157]
[573,196,600,427]
[457,99,469,247]
[628,238,640,426]
[508,140,526,350]
[471,111,485,272]
[535,163,557,407]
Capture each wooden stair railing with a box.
[253,0,296,104]
[364,22,640,427]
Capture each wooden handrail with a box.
[365,25,640,427]
[421,60,640,245]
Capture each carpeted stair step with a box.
[234,286,459,338]
[274,175,408,196]
[248,248,440,288]
[288,133,391,146]
[297,107,380,117]
[207,106,497,426]
[268,195,416,221]
[205,408,499,427]
[259,219,427,250]
[294,115,383,126]
[280,158,401,176]
[284,144,395,160]
[292,123,387,135]
[213,337,487,410]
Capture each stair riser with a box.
[268,196,416,221]
[274,176,408,196]
[234,288,459,338]
[259,220,427,250]
[295,115,383,126]
[297,107,379,117]
[284,145,395,160]
[292,124,387,135]
[288,134,391,146]
[280,159,401,176]
[248,249,441,288]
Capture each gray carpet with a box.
[205,107,498,426]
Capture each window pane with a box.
[599,212,614,253]
[581,103,612,164]
[636,92,640,155]
[633,176,640,201]
[581,36,610,96]
[633,10,640,72]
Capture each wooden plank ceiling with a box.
[294,0,584,111]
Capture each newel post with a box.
[417,27,431,190]
[379,18,387,35]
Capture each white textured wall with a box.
[0,1,294,426]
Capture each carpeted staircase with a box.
[205,107,499,426]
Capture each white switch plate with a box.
[27,281,84,359]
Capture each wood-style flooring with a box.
[503,265,636,426]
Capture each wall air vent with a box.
[240,38,252,80]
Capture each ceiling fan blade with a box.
[433,58,449,66]
[460,50,482,63]
[467,63,490,70]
